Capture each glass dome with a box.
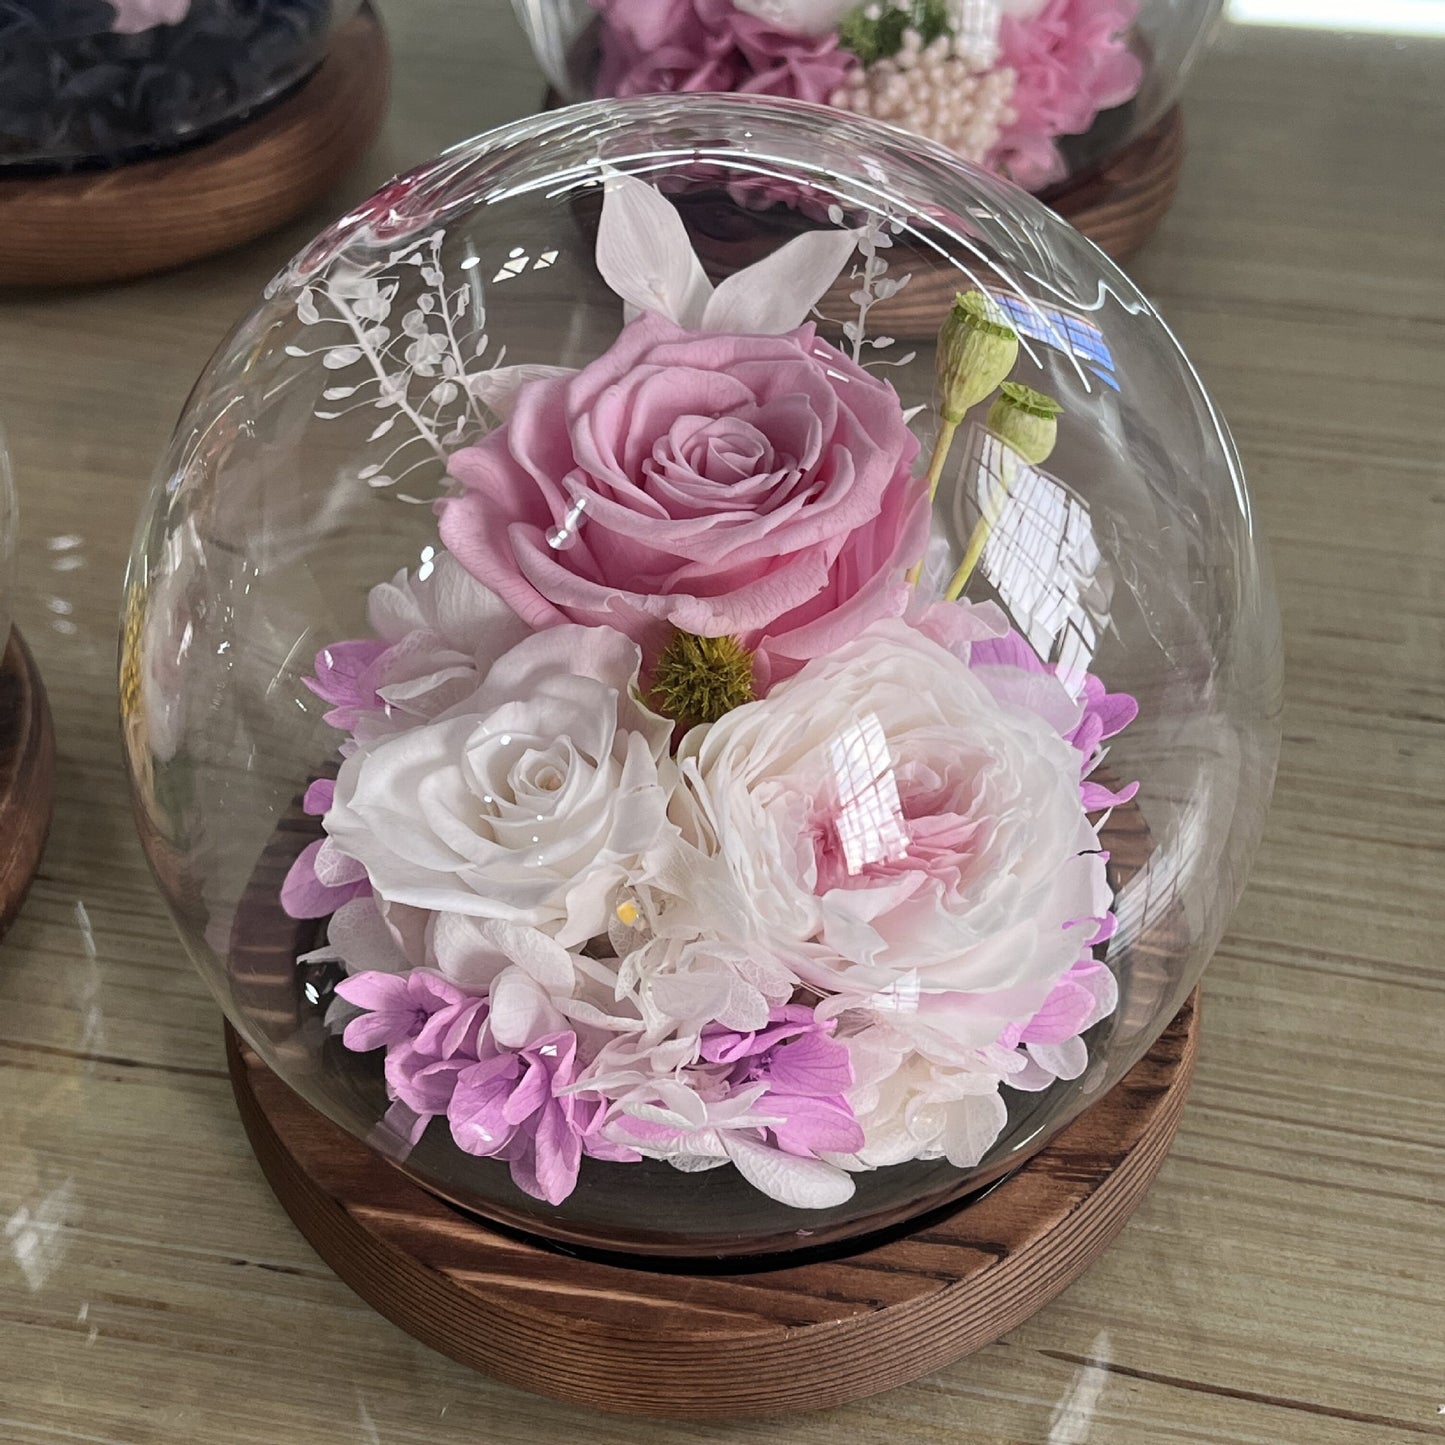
[512,0,1220,195]
[0,0,361,172]
[124,95,1280,1262]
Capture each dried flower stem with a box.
[905,416,961,585]
[943,454,1016,601]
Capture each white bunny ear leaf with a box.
[467,363,576,418]
[701,226,861,335]
[595,172,714,328]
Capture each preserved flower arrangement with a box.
[126,98,1279,1258]
[513,0,1221,193]
[0,0,358,170]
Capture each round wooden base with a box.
[0,629,56,940]
[227,990,1198,1418]
[1047,105,1185,263]
[0,6,390,288]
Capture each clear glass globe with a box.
[512,0,1221,195]
[124,95,1279,1261]
[0,0,362,172]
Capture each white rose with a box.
[675,619,1111,1045]
[323,625,678,948]
[732,0,859,36]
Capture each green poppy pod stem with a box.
[944,385,1065,602]
[907,291,1020,587]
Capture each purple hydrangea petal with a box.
[306,638,386,709]
[769,1092,865,1157]
[1081,778,1140,810]
[762,1030,854,1097]
[280,839,369,919]
[334,969,413,1014]
[303,777,336,816]
[527,1100,584,1206]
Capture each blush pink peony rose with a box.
[673,619,1113,1045]
[439,315,927,684]
[592,0,858,104]
[988,0,1145,191]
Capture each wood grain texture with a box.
[0,6,391,288]
[227,994,1197,1418]
[0,10,1441,1444]
[0,628,55,939]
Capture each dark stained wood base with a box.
[0,629,56,940]
[226,990,1198,1418]
[0,5,390,288]
[1048,105,1185,263]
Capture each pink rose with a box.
[439,315,927,682]
[988,0,1145,191]
[592,0,858,104]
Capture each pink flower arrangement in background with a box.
[108,0,192,34]
[586,0,1145,190]
[593,0,858,103]
[282,175,1138,1211]
[991,0,1145,189]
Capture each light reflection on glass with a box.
[829,712,909,876]
[991,294,1119,392]
[960,425,1106,692]
[546,495,589,550]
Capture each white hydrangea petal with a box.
[1005,1056,1060,1092]
[1076,965,1120,1031]
[488,966,565,1049]
[666,1153,730,1173]
[326,896,410,973]
[723,1134,857,1209]
[940,1091,1008,1169]
[1027,1036,1090,1082]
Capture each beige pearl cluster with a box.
[830,29,1018,167]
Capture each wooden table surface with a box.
[1,6,1442,1443]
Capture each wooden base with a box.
[0,6,390,288]
[226,990,1198,1418]
[1047,105,1185,263]
[0,629,56,939]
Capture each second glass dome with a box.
[0,0,361,172]
[125,95,1279,1261]
[513,0,1221,195]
